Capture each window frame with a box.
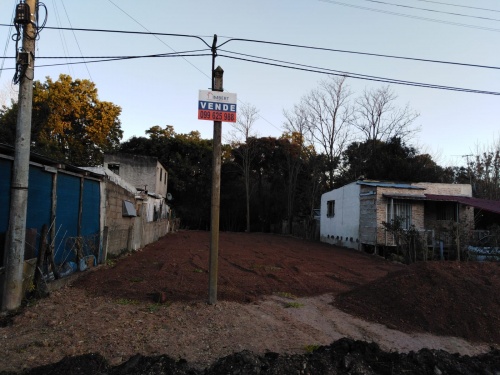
[386,199,412,230]
[326,200,335,218]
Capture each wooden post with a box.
[208,65,224,305]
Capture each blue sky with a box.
[0,0,499,167]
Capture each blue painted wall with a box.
[0,158,11,234]
[0,155,101,266]
[0,158,12,266]
[26,166,53,253]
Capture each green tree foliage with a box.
[120,125,214,230]
[335,137,447,187]
[0,74,123,166]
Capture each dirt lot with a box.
[1,230,499,374]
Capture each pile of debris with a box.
[1,338,498,375]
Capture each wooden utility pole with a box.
[2,0,37,311]
[208,65,224,305]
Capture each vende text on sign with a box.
[198,90,237,123]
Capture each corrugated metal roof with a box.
[357,180,425,190]
[425,194,500,215]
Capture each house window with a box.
[436,202,456,221]
[108,163,120,175]
[122,200,137,217]
[160,169,163,182]
[387,200,412,229]
[327,200,335,217]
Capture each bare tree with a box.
[229,103,260,232]
[354,85,420,143]
[299,76,355,188]
[468,138,500,200]
[283,106,318,227]
[283,104,311,146]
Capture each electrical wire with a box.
[414,0,500,14]
[51,0,74,76]
[0,1,17,82]
[218,52,500,96]
[0,51,212,71]
[24,48,211,60]
[1,24,496,71]
[217,38,500,71]
[0,24,497,96]
[106,0,211,82]
[59,0,93,81]
[317,0,500,32]
[360,0,500,22]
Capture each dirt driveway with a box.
[1,230,499,372]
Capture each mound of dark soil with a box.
[2,338,499,375]
[334,261,500,343]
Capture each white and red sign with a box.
[198,90,237,123]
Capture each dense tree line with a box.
[1,74,498,232]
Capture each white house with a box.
[320,180,476,252]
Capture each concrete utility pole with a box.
[2,0,37,311]
[208,65,224,305]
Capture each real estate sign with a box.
[198,90,237,123]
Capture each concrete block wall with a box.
[104,180,173,258]
[105,181,137,256]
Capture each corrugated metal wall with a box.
[26,166,53,257]
[0,156,101,267]
[0,158,12,266]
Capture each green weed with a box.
[276,292,297,299]
[304,344,320,353]
[116,298,139,306]
[284,302,304,308]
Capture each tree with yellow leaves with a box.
[0,74,122,166]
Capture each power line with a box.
[0,23,497,96]
[1,23,498,71]
[414,0,500,14]
[59,0,93,81]
[360,0,500,22]
[3,47,497,96]
[0,2,16,82]
[218,52,500,96]
[218,38,500,71]
[0,51,212,71]
[51,0,74,76]
[317,0,500,32]
[106,0,210,81]
[0,24,213,47]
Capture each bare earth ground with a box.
[1,230,499,373]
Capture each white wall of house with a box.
[104,154,168,198]
[320,182,361,250]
